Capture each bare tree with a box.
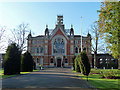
[0,26,6,51]
[8,23,30,53]
[90,22,107,69]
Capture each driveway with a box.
[2,68,96,89]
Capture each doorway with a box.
[57,58,61,67]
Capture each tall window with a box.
[37,47,39,53]
[79,41,81,44]
[40,58,43,65]
[41,41,43,44]
[75,47,78,53]
[53,38,65,54]
[36,58,39,63]
[71,45,73,54]
[32,47,35,53]
[40,47,43,53]
[75,40,78,44]
[37,41,39,44]
[45,45,47,54]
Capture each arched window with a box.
[75,47,78,53]
[53,38,65,54]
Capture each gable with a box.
[50,26,69,40]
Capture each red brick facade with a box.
[27,15,92,68]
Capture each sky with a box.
[0,2,102,53]
[0,2,101,36]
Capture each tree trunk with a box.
[94,51,97,69]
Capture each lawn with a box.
[73,69,120,89]
[0,69,40,79]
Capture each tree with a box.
[78,51,91,81]
[75,58,81,72]
[0,26,6,51]
[90,22,107,68]
[8,23,30,53]
[4,43,21,75]
[98,1,120,69]
[21,51,33,72]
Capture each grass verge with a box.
[0,69,40,79]
[73,69,119,89]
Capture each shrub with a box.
[78,51,91,76]
[4,43,21,75]
[75,56,81,72]
[21,51,33,72]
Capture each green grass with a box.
[74,69,120,89]
[0,69,40,79]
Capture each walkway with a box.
[2,68,96,89]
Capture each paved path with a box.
[2,68,96,89]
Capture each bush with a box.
[4,43,21,75]
[21,51,33,72]
[75,58,81,72]
[79,51,91,76]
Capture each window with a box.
[33,40,35,44]
[71,40,73,43]
[40,47,43,53]
[37,47,39,53]
[32,47,35,53]
[45,45,47,54]
[100,59,102,64]
[40,58,43,65]
[75,40,78,44]
[41,41,43,44]
[53,38,65,54]
[71,45,73,54]
[45,40,48,43]
[50,58,53,63]
[84,41,86,43]
[37,41,39,44]
[75,47,78,53]
[36,58,39,63]
[79,41,81,44]
[65,58,68,63]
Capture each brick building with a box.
[27,15,92,68]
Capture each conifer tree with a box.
[21,51,33,72]
[4,43,21,75]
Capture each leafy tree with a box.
[4,43,21,75]
[98,1,120,69]
[21,51,33,72]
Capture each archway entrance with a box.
[57,58,61,67]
